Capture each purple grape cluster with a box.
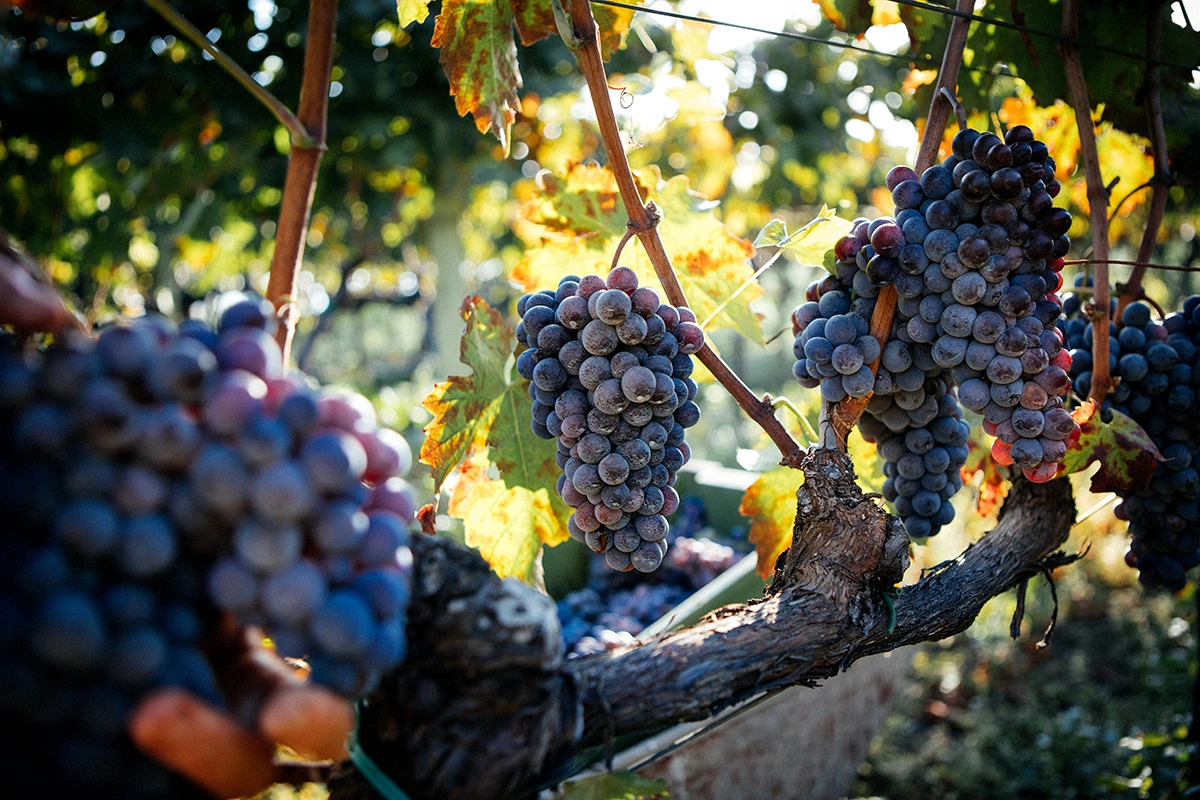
[0,299,415,795]
[792,125,1079,535]
[1061,296,1200,590]
[516,267,704,573]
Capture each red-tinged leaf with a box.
[420,296,513,492]
[511,0,637,57]
[740,467,804,580]
[959,425,1009,518]
[1058,400,1163,493]
[817,0,872,35]
[431,0,521,151]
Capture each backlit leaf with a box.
[959,425,1009,518]
[740,466,804,580]
[1059,400,1163,493]
[397,0,434,27]
[817,0,873,35]
[431,0,521,152]
[420,296,513,492]
[562,771,669,800]
[512,0,637,56]
[512,162,762,342]
[448,451,568,582]
[488,381,572,522]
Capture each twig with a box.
[771,395,819,445]
[940,87,967,131]
[1063,258,1199,273]
[564,0,805,469]
[265,0,338,363]
[1107,180,1152,225]
[1060,0,1112,401]
[829,0,975,447]
[610,226,636,272]
[1117,1,1171,325]
[140,0,310,148]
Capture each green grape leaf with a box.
[754,206,853,274]
[741,466,804,580]
[1058,400,1163,493]
[488,381,572,522]
[448,452,568,582]
[431,0,522,152]
[962,2,1200,137]
[397,0,435,27]
[817,0,873,35]
[512,163,762,342]
[561,771,669,800]
[420,296,512,492]
[422,297,570,579]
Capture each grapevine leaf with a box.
[959,425,1009,518]
[592,2,639,58]
[959,2,1200,138]
[740,466,804,580]
[431,0,521,152]
[448,451,568,582]
[816,0,873,35]
[754,209,851,275]
[751,218,790,249]
[512,163,762,342]
[420,296,513,492]
[488,381,573,523]
[512,0,636,57]
[561,771,669,800]
[397,0,434,27]
[1059,400,1163,493]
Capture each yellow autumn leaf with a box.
[740,466,804,580]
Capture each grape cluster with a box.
[792,124,1081,536]
[0,299,415,795]
[517,267,704,573]
[1062,296,1200,590]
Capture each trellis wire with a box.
[591,0,1200,86]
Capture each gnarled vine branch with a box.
[331,451,1075,799]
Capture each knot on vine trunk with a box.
[771,449,909,605]
[330,535,578,800]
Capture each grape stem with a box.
[770,396,820,445]
[1059,0,1112,402]
[939,87,968,131]
[1116,1,1171,324]
[828,0,975,448]
[563,0,806,469]
[264,0,339,362]
[140,0,311,149]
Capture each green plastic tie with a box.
[348,702,411,800]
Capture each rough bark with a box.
[329,451,1075,800]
